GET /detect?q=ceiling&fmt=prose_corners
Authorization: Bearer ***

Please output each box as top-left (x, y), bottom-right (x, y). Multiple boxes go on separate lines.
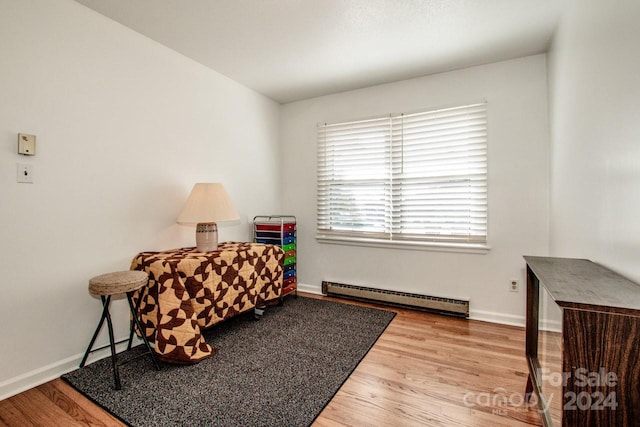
top-left (74, 0), bottom-right (566, 104)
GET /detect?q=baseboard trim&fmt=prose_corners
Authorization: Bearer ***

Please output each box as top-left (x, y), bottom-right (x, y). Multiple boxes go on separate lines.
top-left (469, 310), bottom-right (525, 327)
top-left (296, 282), bottom-right (322, 295)
top-left (303, 282), bottom-right (527, 327)
top-left (539, 319), bottom-right (562, 333)
top-left (0, 338), bottom-right (137, 401)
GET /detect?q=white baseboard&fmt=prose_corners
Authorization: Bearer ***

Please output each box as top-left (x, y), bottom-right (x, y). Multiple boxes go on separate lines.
top-left (302, 282), bottom-right (528, 328)
top-left (540, 319), bottom-right (562, 333)
top-left (0, 338), bottom-right (137, 401)
top-left (469, 309), bottom-right (526, 327)
top-left (296, 282), bottom-right (322, 295)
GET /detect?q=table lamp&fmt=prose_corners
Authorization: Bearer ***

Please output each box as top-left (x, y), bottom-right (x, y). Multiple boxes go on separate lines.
top-left (177, 183), bottom-right (239, 252)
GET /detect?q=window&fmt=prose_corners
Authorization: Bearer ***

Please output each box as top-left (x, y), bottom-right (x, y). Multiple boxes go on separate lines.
top-left (317, 102), bottom-right (487, 249)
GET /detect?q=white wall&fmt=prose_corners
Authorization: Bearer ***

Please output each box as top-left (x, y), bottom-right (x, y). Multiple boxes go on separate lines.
top-left (548, 0), bottom-right (640, 282)
top-left (0, 0), bottom-right (280, 398)
top-left (280, 55), bottom-right (550, 325)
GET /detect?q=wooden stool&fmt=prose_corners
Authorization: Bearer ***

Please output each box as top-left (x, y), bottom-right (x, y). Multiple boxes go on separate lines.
top-left (79, 270), bottom-right (161, 390)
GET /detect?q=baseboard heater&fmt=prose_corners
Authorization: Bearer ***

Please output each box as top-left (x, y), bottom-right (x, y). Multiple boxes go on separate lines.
top-left (322, 281), bottom-right (469, 318)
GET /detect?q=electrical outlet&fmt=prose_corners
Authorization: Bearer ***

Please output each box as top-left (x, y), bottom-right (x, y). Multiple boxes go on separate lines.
top-left (510, 279), bottom-right (519, 292)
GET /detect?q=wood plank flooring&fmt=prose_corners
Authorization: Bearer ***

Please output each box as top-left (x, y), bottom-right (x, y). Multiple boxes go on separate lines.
top-left (0, 293), bottom-right (542, 426)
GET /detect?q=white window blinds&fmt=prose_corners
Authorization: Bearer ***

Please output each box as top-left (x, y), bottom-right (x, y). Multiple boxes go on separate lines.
top-left (317, 102), bottom-right (487, 246)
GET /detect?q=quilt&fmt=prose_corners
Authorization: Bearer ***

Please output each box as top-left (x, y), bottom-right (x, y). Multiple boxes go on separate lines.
top-left (130, 242), bottom-right (283, 364)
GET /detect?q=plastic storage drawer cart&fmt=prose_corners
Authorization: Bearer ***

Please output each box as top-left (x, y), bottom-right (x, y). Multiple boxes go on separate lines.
top-left (253, 215), bottom-right (297, 298)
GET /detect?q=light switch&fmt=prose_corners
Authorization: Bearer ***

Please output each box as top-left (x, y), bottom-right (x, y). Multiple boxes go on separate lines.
top-left (17, 163), bottom-right (34, 183)
top-left (18, 133), bottom-right (36, 156)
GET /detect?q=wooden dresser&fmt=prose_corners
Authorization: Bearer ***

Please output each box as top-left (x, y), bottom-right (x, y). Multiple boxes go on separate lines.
top-left (524, 256), bottom-right (640, 427)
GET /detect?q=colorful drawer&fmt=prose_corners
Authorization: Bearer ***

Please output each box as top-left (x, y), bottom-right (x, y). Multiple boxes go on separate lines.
top-left (253, 215), bottom-right (297, 298)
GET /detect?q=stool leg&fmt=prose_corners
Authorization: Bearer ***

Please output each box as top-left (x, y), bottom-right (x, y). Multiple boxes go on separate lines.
top-left (127, 286), bottom-right (149, 350)
top-left (127, 289), bottom-right (141, 351)
top-left (127, 293), bottom-right (161, 371)
top-left (102, 296), bottom-right (122, 390)
top-left (80, 295), bottom-right (111, 368)
top-left (127, 320), bottom-right (135, 351)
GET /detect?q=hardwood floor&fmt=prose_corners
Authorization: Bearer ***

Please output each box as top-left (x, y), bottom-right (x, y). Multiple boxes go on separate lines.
top-left (0, 293), bottom-right (542, 426)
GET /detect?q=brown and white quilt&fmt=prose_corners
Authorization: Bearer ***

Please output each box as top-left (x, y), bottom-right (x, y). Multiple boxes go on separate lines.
top-left (130, 242), bottom-right (283, 364)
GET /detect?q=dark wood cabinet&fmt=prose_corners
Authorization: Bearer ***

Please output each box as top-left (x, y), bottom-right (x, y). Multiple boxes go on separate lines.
top-left (524, 256), bottom-right (640, 427)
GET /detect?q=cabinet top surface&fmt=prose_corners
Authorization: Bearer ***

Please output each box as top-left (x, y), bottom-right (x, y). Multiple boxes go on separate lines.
top-left (524, 256), bottom-right (640, 313)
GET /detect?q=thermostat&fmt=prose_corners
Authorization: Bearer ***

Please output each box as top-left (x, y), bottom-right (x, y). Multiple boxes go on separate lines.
top-left (18, 133), bottom-right (36, 156)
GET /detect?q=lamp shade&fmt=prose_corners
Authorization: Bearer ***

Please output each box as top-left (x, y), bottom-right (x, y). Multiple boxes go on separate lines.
top-left (177, 183), bottom-right (239, 225)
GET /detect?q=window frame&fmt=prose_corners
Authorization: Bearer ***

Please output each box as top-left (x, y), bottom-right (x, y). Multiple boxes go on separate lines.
top-left (317, 102), bottom-right (489, 253)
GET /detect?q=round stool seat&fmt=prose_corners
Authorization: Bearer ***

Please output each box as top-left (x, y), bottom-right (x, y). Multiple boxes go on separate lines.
top-left (89, 270), bottom-right (148, 296)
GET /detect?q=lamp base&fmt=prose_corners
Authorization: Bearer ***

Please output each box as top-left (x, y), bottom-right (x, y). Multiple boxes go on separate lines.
top-left (195, 222), bottom-right (218, 252)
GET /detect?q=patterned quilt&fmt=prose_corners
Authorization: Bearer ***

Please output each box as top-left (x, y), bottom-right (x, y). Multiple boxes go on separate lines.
top-left (130, 242), bottom-right (283, 364)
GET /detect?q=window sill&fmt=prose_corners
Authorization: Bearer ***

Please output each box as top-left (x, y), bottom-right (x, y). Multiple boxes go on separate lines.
top-left (316, 235), bottom-right (490, 254)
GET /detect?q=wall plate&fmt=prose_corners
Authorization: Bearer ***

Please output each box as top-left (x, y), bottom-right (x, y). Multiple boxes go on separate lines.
top-left (18, 133), bottom-right (36, 156)
top-left (17, 163), bottom-right (34, 183)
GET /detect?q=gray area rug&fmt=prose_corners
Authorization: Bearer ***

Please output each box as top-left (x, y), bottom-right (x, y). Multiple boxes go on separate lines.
top-left (63, 296), bottom-right (395, 427)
